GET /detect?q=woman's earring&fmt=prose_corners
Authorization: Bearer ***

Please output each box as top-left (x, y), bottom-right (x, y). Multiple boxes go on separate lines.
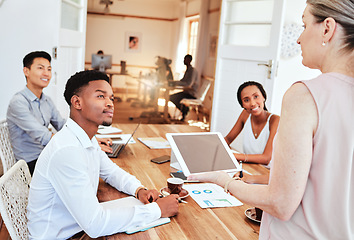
top-left (322, 42), bottom-right (326, 46)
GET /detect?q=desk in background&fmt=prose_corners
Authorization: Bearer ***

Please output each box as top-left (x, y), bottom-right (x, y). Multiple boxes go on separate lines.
top-left (105, 70), bottom-right (130, 86)
top-left (135, 78), bottom-right (185, 123)
top-left (95, 124), bottom-right (268, 239)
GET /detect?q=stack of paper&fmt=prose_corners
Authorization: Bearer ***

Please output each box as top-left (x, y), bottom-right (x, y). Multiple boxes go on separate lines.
top-left (138, 137), bottom-right (170, 149)
top-left (96, 134), bottom-right (136, 144)
top-left (97, 126), bottom-right (122, 134)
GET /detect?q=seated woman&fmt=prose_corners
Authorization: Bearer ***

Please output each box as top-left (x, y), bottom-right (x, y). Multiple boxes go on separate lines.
top-left (225, 81), bottom-right (280, 184)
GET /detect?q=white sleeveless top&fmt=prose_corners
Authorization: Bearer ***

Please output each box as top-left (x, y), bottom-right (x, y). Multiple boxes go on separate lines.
top-left (243, 114), bottom-right (272, 168)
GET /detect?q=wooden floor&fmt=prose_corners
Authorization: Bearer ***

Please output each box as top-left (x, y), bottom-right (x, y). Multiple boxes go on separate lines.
top-left (112, 96), bottom-right (180, 124)
top-left (0, 94), bottom-right (209, 239)
top-left (111, 91), bottom-right (209, 126)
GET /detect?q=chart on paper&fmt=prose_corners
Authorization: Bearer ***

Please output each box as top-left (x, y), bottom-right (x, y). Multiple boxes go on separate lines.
top-left (183, 183), bottom-right (243, 208)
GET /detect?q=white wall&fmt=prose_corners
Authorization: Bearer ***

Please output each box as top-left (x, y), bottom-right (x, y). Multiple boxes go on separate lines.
top-left (85, 0), bottom-right (221, 89)
top-left (85, 15), bottom-right (176, 72)
top-left (186, 0), bottom-right (201, 15)
top-left (88, 0), bottom-right (179, 19)
top-left (85, 0), bottom-right (179, 86)
top-left (0, 0), bottom-right (60, 120)
top-left (203, 1), bottom-right (221, 79)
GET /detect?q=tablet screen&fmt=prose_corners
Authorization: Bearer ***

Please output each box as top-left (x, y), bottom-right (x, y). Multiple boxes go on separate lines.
top-left (167, 132), bottom-right (240, 175)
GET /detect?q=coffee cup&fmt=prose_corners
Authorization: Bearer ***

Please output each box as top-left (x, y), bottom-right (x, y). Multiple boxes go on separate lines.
top-left (167, 177), bottom-right (184, 194)
top-left (255, 207), bottom-right (263, 221)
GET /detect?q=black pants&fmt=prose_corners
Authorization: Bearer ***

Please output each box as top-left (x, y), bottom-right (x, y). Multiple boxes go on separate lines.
top-left (170, 92), bottom-right (196, 119)
top-left (26, 159), bottom-right (37, 176)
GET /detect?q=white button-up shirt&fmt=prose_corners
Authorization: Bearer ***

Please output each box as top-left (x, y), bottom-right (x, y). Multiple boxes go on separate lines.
top-left (27, 118), bottom-right (161, 239)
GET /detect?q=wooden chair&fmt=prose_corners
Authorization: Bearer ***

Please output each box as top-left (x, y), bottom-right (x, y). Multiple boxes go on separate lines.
top-left (0, 160), bottom-right (31, 240)
top-left (180, 79), bottom-right (212, 122)
top-left (0, 120), bottom-right (17, 175)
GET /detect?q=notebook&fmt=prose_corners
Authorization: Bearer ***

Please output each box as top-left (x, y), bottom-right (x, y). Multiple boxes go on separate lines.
top-left (100, 196), bottom-right (170, 234)
top-left (106, 123), bottom-right (140, 158)
top-left (138, 137), bottom-right (171, 149)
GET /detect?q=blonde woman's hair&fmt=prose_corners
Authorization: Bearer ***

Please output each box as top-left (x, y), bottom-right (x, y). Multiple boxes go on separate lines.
top-left (307, 0), bottom-right (354, 52)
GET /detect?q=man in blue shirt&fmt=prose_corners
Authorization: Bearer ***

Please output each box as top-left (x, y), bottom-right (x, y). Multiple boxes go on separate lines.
top-left (7, 51), bottom-right (66, 175)
top-left (6, 51), bottom-right (113, 175)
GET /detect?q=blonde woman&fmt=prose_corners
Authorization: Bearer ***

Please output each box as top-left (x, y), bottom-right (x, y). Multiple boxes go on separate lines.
top-left (189, 0), bottom-right (354, 238)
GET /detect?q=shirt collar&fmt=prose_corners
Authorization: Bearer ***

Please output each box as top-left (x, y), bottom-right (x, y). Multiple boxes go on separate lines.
top-left (23, 86), bottom-right (48, 102)
top-left (65, 118), bottom-right (99, 149)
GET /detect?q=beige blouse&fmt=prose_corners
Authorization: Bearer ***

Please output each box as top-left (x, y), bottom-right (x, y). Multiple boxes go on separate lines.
top-left (259, 73), bottom-right (354, 239)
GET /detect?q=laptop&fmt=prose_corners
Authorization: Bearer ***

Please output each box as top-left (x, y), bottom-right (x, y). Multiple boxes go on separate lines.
top-left (166, 132), bottom-right (241, 177)
top-left (106, 123), bottom-right (140, 158)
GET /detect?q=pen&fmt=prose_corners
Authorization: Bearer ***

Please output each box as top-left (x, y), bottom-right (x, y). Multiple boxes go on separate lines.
top-left (178, 199), bottom-right (188, 204)
top-left (160, 194), bottom-right (187, 203)
top-left (239, 161), bottom-right (243, 178)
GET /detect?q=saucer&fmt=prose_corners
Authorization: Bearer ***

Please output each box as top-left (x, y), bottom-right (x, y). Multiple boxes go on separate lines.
top-left (160, 187), bottom-right (189, 199)
top-left (245, 208), bottom-right (261, 223)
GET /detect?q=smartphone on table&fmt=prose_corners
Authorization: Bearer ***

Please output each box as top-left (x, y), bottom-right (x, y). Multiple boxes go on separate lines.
top-left (170, 171), bottom-right (187, 180)
top-left (150, 155), bottom-right (170, 164)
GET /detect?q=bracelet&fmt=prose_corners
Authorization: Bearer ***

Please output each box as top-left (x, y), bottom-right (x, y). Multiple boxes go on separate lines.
top-left (224, 177), bottom-right (241, 193)
top-left (135, 186), bottom-right (148, 198)
top-left (243, 153), bottom-right (248, 163)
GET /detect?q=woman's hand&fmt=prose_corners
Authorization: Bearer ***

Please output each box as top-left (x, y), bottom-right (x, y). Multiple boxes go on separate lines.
top-left (187, 171), bottom-right (231, 188)
top-left (233, 172), bottom-right (269, 184)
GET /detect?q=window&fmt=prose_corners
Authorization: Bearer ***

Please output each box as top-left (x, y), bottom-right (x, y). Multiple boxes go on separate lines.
top-left (187, 18), bottom-right (199, 59)
top-left (61, 0), bottom-right (84, 31)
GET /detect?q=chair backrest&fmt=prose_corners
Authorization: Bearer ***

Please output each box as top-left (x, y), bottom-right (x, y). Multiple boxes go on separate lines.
top-left (0, 160), bottom-right (31, 240)
top-left (0, 120), bottom-right (17, 174)
top-left (196, 79), bottom-right (212, 102)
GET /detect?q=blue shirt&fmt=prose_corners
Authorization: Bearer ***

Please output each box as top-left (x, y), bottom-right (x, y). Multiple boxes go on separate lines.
top-left (6, 87), bottom-right (66, 162)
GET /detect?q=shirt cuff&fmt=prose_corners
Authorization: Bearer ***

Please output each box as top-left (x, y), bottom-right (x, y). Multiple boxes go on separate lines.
top-left (145, 202), bottom-right (162, 219)
top-left (135, 186), bottom-right (147, 199)
top-left (42, 130), bottom-right (53, 146)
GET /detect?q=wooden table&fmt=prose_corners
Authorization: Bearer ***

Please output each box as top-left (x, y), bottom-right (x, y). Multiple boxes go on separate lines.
top-left (96, 124), bottom-right (268, 239)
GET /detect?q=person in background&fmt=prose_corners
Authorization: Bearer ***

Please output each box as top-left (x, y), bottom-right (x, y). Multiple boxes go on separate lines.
top-left (164, 58), bottom-right (174, 81)
top-left (27, 70), bottom-right (179, 239)
top-left (7, 51), bottom-right (112, 175)
top-left (225, 81), bottom-right (280, 184)
top-left (97, 50), bottom-right (104, 55)
top-left (188, 0), bottom-right (354, 238)
top-left (169, 54), bottom-right (200, 121)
